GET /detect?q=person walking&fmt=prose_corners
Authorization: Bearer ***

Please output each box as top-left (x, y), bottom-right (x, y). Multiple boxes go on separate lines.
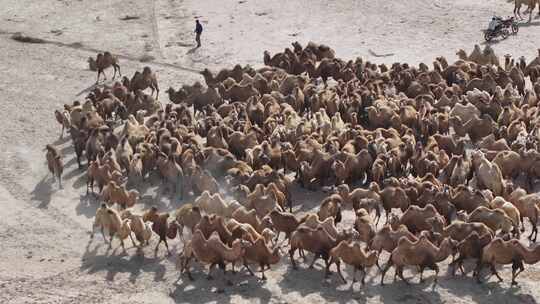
top-left (195, 19), bottom-right (203, 47)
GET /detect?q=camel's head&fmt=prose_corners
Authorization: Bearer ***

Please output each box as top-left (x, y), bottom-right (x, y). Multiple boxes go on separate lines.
top-left (291, 41), bottom-right (302, 52)
top-left (142, 206), bottom-right (159, 222)
top-left (232, 64), bottom-right (243, 73)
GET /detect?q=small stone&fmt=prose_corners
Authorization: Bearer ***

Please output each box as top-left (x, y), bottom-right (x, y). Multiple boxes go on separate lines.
top-left (211, 287), bottom-right (225, 293)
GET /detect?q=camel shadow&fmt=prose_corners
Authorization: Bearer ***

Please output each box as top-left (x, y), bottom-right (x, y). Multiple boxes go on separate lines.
top-left (30, 175), bottom-right (55, 208)
top-left (76, 193), bottom-right (99, 218)
top-left (277, 262), bottom-right (379, 304)
top-left (276, 258), bottom-right (450, 304)
top-left (170, 266), bottom-right (273, 304)
top-left (441, 275), bottom-right (537, 304)
top-left (63, 155), bottom-right (80, 170)
top-left (375, 281), bottom-right (445, 304)
top-left (71, 170), bottom-right (89, 190)
top-left (515, 20), bottom-right (540, 28)
top-left (53, 136), bottom-right (70, 146)
top-left (81, 239), bottom-right (167, 283)
top-left (63, 165), bottom-right (85, 181)
top-left (75, 80), bottom-right (114, 97)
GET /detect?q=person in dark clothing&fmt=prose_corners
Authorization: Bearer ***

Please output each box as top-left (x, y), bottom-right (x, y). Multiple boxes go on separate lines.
top-left (195, 19), bottom-right (203, 47)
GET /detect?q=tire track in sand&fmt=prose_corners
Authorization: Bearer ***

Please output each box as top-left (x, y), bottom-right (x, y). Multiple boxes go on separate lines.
top-left (149, 0), bottom-right (165, 59)
top-left (0, 30), bottom-right (201, 74)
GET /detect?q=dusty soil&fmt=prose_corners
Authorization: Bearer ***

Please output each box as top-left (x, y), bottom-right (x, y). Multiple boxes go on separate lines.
top-left (2, 0), bottom-right (540, 303)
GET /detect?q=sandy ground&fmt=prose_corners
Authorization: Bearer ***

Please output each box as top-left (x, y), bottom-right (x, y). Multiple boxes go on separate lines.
top-left (3, 0), bottom-right (540, 303)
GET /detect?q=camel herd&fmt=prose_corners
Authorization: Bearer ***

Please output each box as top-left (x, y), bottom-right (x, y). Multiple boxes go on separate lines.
top-left (47, 42), bottom-right (540, 288)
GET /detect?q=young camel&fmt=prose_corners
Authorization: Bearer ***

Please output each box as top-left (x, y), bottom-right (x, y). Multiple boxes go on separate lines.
top-left (142, 207), bottom-right (177, 256)
top-left (54, 109), bottom-right (71, 139)
top-left (45, 144), bottom-right (63, 188)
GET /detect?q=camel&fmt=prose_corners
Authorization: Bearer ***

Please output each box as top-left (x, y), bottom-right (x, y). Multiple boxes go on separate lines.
top-left (471, 151), bottom-right (504, 196)
top-left (381, 236), bottom-right (456, 285)
top-left (510, 240), bottom-right (540, 280)
top-left (515, 0), bottom-right (539, 22)
top-left (476, 238), bottom-right (522, 285)
top-left (131, 67), bottom-right (159, 99)
top-left (92, 51), bottom-right (121, 83)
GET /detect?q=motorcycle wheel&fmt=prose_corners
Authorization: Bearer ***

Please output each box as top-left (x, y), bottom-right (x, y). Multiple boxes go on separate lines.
top-left (512, 23), bottom-right (519, 34)
top-left (502, 29), bottom-right (510, 39)
top-left (484, 31), bottom-right (493, 42)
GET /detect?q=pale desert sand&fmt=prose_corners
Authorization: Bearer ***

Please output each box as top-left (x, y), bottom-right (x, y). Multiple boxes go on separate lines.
top-left (2, 0), bottom-right (540, 303)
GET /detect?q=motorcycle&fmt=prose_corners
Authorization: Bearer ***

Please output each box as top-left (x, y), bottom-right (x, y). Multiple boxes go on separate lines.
top-left (484, 16), bottom-right (519, 42)
top-left (504, 16), bottom-right (519, 34)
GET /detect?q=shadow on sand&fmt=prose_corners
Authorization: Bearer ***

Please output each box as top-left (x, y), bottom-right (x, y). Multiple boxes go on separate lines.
top-left (30, 175), bottom-right (55, 208)
top-left (81, 239), bottom-right (168, 283)
top-left (170, 265), bottom-right (273, 304)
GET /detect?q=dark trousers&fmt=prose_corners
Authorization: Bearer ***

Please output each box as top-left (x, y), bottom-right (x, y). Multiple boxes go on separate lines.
top-left (196, 33), bottom-right (201, 47)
